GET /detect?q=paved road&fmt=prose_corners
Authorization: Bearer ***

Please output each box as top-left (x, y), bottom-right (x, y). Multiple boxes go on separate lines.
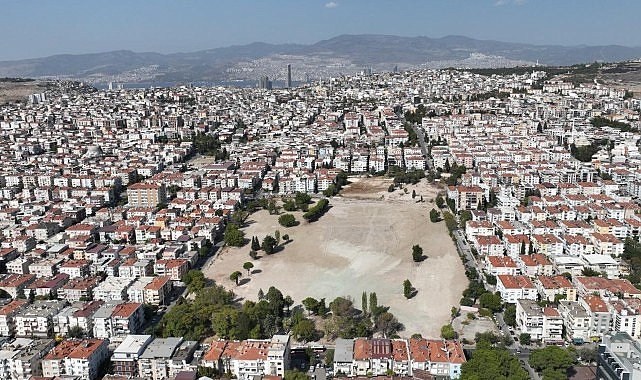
top-left (411, 123), bottom-right (433, 171)
top-left (312, 367), bottom-right (326, 380)
top-left (453, 229), bottom-right (477, 269)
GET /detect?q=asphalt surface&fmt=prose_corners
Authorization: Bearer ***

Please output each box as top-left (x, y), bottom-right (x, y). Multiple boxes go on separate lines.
top-left (452, 228), bottom-right (541, 379)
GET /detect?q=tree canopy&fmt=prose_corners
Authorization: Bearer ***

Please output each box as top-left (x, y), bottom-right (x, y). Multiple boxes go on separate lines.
top-left (412, 244), bottom-right (424, 262)
top-left (460, 344), bottom-right (529, 380)
top-left (278, 214), bottom-right (298, 227)
top-left (528, 346), bottom-right (575, 374)
top-left (303, 199), bottom-right (330, 222)
top-left (224, 223), bottom-right (245, 247)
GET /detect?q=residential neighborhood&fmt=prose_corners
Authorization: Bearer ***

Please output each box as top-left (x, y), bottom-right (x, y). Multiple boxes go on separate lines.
top-left (0, 63), bottom-right (640, 379)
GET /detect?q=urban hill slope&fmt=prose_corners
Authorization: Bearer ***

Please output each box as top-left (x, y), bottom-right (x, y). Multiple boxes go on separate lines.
top-left (1, 34), bottom-right (641, 83)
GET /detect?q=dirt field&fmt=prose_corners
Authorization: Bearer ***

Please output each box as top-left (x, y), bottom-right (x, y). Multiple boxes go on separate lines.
top-left (0, 80), bottom-right (47, 104)
top-left (203, 177), bottom-right (466, 338)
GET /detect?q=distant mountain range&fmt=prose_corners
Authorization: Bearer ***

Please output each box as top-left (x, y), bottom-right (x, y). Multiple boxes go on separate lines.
top-left (1, 34), bottom-right (640, 85)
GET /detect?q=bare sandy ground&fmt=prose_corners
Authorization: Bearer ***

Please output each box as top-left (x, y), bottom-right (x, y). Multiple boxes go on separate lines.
top-left (203, 177), bottom-right (466, 339)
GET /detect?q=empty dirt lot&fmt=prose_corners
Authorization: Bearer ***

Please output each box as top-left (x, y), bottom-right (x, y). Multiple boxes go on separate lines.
top-left (203, 177), bottom-right (466, 338)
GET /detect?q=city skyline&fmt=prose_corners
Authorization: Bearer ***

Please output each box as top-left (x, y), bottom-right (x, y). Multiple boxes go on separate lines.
top-left (1, 0), bottom-right (641, 61)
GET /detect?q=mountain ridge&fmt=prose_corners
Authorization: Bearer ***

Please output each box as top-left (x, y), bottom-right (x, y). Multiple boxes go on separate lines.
top-left (1, 34), bottom-right (640, 84)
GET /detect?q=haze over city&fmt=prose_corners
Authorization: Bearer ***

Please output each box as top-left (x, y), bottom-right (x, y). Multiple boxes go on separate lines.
top-left (2, 0), bottom-right (641, 61)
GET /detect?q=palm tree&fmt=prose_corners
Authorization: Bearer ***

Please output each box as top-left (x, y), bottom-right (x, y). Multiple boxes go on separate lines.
top-left (229, 271), bottom-right (242, 285)
top-left (243, 261), bottom-right (254, 276)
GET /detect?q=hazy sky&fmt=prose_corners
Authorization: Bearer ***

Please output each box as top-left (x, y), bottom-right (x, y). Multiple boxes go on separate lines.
top-left (2, 0), bottom-right (640, 61)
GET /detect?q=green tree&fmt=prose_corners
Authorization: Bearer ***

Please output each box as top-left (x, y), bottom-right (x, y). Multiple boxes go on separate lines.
top-left (295, 192), bottom-right (312, 206)
top-left (283, 200), bottom-right (298, 211)
top-left (282, 234), bottom-right (290, 242)
top-left (67, 326), bottom-right (86, 338)
top-left (504, 304), bottom-right (517, 327)
top-left (519, 333), bottom-right (531, 345)
top-left (577, 345), bottom-right (597, 363)
top-left (267, 199), bottom-right (277, 215)
top-left (435, 194), bottom-right (445, 208)
top-left (403, 279), bottom-right (414, 299)
top-left (284, 370), bottom-right (310, 380)
top-left (251, 236), bottom-right (261, 251)
top-left (479, 292), bottom-right (503, 312)
top-left (302, 297), bottom-right (320, 315)
top-left (291, 318), bottom-right (317, 342)
top-left (262, 235), bottom-right (277, 254)
top-left (323, 184), bottom-right (337, 197)
top-left (325, 349), bottom-right (334, 366)
top-left (412, 244), bottom-right (424, 262)
top-left (581, 267), bottom-right (601, 277)
top-left (243, 262), bottom-right (254, 276)
top-left (429, 208), bottom-right (440, 222)
top-left (329, 296), bottom-right (354, 317)
top-left (440, 324), bottom-right (458, 340)
top-left (284, 295), bottom-right (294, 313)
top-left (460, 345), bottom-right (529, 380)
top-left (375, 311), bottom-right (402, 338)
top-left (198, 366), bottom-right (219, 378)
top-left (369, 292), bottom-right (378, 316)
top-left (459, 210), bottom-right (472, 228)
top-left (278, 214), bottom-right (298, 227)
top-left (541, 368), bottom-right (568, 380)
top-left (224, 223), bottom-right (245, 247)
top-left (303, 199), bottom-right (330, 222)
top-left (229, 271), bottom-right (242, 285)
top-left (183, 269), bottom-right (206, 293)
top-left (361, 292), bottom-right (368, 314)
top-left (528, 346), bottom-right (575, 373)
top-left (231, 210), bottom-right (250, 226)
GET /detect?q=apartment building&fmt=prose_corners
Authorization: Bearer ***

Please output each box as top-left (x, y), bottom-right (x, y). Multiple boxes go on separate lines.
top-left (15, 300), bottom-right (67, 338)
top-left (496, 274), bottom-right (537, 304)
top-left (112, 334), bottom-right (153, 377)
top-left (515, 299), bottom-right (563, 344)
top-left (597, 332), bottom-right (641, 380)
top-left (127, 182), bottom-right (167, 207)
top-left (41, 338), bottom-right (109, 380)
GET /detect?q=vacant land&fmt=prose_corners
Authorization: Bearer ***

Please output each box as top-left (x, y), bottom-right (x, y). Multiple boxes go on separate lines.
top-left (203, 177), bottom-right (466, 338)
top-left (0, 79), bottom-right (47, 104)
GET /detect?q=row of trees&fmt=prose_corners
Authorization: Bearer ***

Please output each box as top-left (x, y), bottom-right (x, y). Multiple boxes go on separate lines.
top-left (389, 166), bottom-right (426, 185)
top-left (303, 199), bottom-right (330, 222)
top-left (622, 237), bottom-right (641, 286)
top-left (460, 333), bottom-right (529, 379)
top-left (302, 292), bottom-right (404, 339)
top-left (156, 284), bottom-right (301, 342)
top-left (443, 161), bottom-right (466, 186)
top-left (591, 116), bottom-right (637, 132)
top-left (283, 192), bottom-right (312, 212)
top-left (250, 232), bottom-right (287, 256)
